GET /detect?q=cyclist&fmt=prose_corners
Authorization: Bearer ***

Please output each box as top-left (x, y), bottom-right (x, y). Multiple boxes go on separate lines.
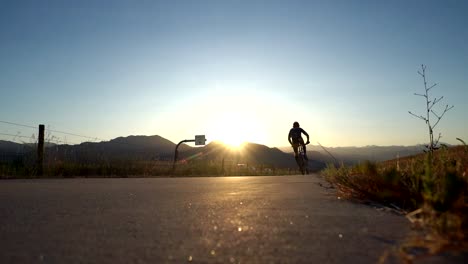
top-left (288, 121), bottom-right (310, 160)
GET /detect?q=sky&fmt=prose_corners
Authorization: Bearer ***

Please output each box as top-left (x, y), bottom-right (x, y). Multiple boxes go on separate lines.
top-left (1, 0), bottom-right (467, 147)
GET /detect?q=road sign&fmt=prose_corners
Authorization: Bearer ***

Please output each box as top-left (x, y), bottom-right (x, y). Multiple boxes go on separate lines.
top-left (195, 135), bottom-right (206, 146)
top-left (173, 135), bottom-right (207, 173)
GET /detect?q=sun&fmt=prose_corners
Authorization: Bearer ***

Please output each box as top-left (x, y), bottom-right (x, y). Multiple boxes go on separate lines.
top-left (208, 112), bottom-right (263, 150)
top-left (220, 132), bottom-right (247, 150)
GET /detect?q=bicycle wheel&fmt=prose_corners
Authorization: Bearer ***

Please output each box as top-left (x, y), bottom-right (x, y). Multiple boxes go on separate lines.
top-left (295, 156), bottom-right (305, 174)
top-left (296, 145), bottom-right (305, 174)
top-left (303, 156), bottom-right (309, 174)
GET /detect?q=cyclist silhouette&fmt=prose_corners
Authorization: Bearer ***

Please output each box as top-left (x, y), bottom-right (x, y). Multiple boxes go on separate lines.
top-left (288, 121), bottom-right (310, 160)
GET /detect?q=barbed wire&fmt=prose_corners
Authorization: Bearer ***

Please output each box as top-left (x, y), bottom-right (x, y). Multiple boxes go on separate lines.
top-left (0, 132), bottom-right (36, 140)
top-left (46, 128), bottom-right (104, 142)
top-left (0, 119), bottom-right (105, 142)
top-left (43, 136), bottom-right (80, 145)
top-left (0, 132), bottom-right (83, 147)
top-left (0, 120), bottom-right (37, 129)
top-left (0, 132), bottom-right (37, 146)
top-left (0, 120), bottom-right (167, 148)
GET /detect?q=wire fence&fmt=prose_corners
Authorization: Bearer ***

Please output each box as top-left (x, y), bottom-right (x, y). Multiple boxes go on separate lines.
top-left (0, 120), bottom-right (104, 145)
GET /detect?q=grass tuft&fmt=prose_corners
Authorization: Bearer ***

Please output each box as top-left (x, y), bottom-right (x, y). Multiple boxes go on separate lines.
top-left (322, 145), bottom-right (468, 257)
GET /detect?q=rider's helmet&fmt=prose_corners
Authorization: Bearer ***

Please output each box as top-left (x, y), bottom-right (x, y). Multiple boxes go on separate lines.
top-left (293, 121), bottom-right (299, 128)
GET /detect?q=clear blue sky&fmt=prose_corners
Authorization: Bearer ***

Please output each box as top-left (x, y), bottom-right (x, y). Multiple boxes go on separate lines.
top-left (1, 0), bottom-right (467, 147)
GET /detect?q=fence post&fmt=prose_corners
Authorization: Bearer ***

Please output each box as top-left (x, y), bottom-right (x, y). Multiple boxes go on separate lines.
top-left (221, 158), bottom-right (225, 176)
top-left (37, 124), bottom-right (45, 176)
top-left (171, 136), bottom-right (206, 175)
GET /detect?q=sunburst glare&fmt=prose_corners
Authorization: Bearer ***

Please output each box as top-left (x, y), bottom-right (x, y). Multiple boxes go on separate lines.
top-left (208, 111), bottom-right (263, 150)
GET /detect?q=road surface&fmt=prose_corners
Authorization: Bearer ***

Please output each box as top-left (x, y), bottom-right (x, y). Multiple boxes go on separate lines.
top-left (0, 175), bottom-right (461, 263)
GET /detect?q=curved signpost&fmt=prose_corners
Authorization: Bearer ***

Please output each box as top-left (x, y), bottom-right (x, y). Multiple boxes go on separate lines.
top-left (172, 135), bottom-right (206, 173)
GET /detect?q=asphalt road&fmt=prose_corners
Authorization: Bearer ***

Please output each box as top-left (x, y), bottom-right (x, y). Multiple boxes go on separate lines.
top-left (0, 175), bottom-right (460, 263)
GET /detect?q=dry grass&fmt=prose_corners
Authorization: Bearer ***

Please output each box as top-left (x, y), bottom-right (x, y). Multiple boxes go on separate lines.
top-left (0, 158), bottom-right (296, 178)
top-left (322, 145), bottom-right (468, 258)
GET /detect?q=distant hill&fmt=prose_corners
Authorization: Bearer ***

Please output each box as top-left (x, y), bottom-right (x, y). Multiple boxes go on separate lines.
top-left (381, 145), bottom-right (466, 166)
top-left (43, 135), bottom-right (191, 162)
top-left (180, 141), bottom-right (325, 171)
top-left (0, 140), bottom-right (26, 152)
top-left (2, 135), bottom-right (440, 170)
top-left (0, 136), bottom-right (326, 171)
top-left (0, 140), bottom-right (34, 162)
top-left (279, 145), bottom-right (427, 165)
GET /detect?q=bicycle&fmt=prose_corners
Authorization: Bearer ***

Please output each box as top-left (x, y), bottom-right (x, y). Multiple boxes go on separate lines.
top-left (295, 142), bottom-right (309, 175)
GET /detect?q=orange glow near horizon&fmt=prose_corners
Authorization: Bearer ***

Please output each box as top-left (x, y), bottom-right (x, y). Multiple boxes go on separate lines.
top-left (214, 129), bottom-right (248, 151)
top-left (208, 111), bottom-right (264, 150)
top-left (223, 140), bottom-right (247, 150)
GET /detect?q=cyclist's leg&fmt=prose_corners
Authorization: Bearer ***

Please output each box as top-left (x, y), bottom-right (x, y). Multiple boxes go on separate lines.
top-left (293, 144), bottom-right (304, 173)
top-left (292, 144), bottom-right (299, 158)
top-left (303, 143), bottom-right (309, 160)
top-left (299, 139), bottom-right (308, 160)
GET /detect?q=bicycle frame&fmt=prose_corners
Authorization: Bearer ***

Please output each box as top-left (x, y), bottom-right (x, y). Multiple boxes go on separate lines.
top-left (295, 143), bottom-right (309, 175)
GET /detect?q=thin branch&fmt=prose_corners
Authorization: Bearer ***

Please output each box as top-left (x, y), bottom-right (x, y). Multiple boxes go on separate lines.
top-left (409, 111), bottom-right (428, 122)
top-left (431, 105), bottom-right (454, 129)
top-left (456, 138), bottom-right (466, 145)
top-left (317, 141), bottom-right (339, 165)
top-left (433, 133), bottom-right (442, 147)
top-left (427, 83), bottom-right (437, 91)
top-left (431, 116), bottom-right (442, 130)
top-left (431, 110), bottom-right (442, 120)
top-left (414, 93), bottom-right (427, 97)
top-left (429, 96), bottom-right (444, 110)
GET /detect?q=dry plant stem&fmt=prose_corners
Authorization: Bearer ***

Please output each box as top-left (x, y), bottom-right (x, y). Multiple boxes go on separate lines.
top-left (408, 64), bottom-right (454, 153)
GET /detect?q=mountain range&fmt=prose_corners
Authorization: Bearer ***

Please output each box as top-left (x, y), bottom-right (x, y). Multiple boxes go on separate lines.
top-left (279, 144), bottom-right (428, 165)
top-left (0, 135), bottom-right (431, 170)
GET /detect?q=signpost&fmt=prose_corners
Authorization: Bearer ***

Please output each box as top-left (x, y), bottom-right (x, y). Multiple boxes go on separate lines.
top-left (172, 135), bottom-right (206, 173)
top-left (37, 124), bottom-right (45, 176)
top-left (195, 135), bottom-right (206, 146)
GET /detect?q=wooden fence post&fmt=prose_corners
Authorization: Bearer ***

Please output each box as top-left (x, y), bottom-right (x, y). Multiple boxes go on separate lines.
top-left (37, 124), bottom-right (45, 176)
